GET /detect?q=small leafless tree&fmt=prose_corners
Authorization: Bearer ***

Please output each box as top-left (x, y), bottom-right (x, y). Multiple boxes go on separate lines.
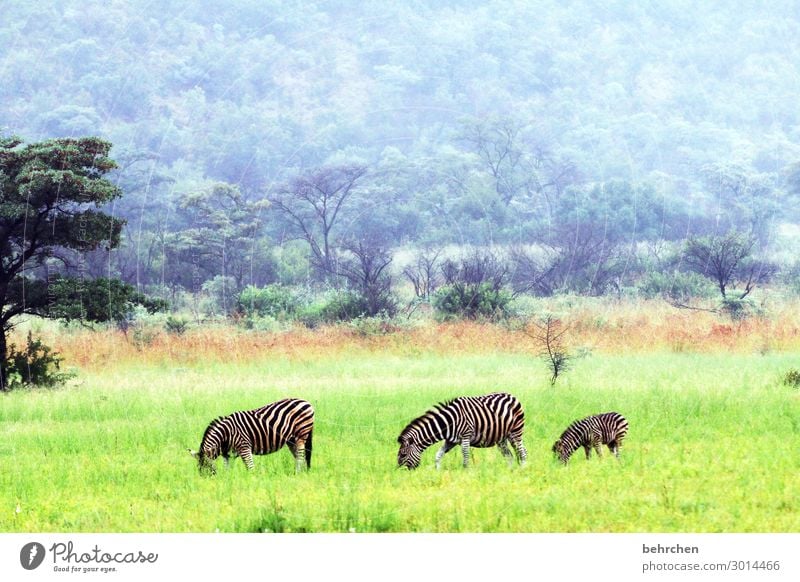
top-left (440, 248), bottom-right (508, 290)
top-left (402, 247), bottom-right (442, 301)
top-left (509, 222), bottom-right (624, 297)
top-left (508, 246), bottom-right (558, 296)
top-left (524, 315), bottom-right (572, 385)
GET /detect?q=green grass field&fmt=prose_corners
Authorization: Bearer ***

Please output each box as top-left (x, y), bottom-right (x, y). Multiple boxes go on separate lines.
top-left (1, 351), bottom-right (798, 532)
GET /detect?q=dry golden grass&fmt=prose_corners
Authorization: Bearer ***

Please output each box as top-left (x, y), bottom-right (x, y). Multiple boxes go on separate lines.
top-left (14, 298), bottom-right (800, 372)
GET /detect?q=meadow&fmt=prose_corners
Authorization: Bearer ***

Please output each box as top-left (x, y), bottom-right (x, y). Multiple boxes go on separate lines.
top-left (1, 302), bottom-right (799, 532)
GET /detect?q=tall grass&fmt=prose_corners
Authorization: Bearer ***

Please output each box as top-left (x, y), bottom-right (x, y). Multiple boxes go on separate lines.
top-left (10, 298), bottom-right (800, 374)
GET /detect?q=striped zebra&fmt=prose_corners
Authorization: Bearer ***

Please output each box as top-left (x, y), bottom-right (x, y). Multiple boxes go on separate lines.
top-left (551, 411), bottom-right (628, 464)
top-left (189, 398), bottom-right (314, 475)
top-left (397, 392), bottom-right (527, 470)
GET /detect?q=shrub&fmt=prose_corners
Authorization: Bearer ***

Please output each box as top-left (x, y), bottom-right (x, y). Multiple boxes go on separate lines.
top-left (296, 291), bottom-right (387, 327)
top-left (318, 292), bottom-right (372, 322)
top-left (5, 332), bottom-right (73, 389)
top-left (237, 285), bottom-right (301, 319)
top-left (782, 369), bottom-right (800, 388)
top-left (720, 297), bottom-right (760, 321)
top-left (433, 282), bottom-right (512, 320)
top-left (347, 314), bottom-right (402, 337)
top-left (164, 316), bottom-right (189, 335)
top-left (637, 271), bottom-right (716, 302)
top-left (131, 326), bottom-right (159, 350)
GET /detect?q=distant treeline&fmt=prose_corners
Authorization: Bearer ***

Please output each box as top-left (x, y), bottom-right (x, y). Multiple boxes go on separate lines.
top-left (3, 0), bottom-right (800, 311)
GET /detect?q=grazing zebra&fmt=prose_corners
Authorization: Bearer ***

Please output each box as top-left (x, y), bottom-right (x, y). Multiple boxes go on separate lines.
top-left (397, 392), bottom-right (527, 470)
top-left (552, 411), bottom-right (628, 464)
top-left (189, 398), bottom-right (314, 475)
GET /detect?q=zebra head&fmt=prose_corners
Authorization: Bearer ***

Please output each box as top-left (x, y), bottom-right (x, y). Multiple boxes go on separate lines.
top-left (188, 448), bottom-right (217, 475)
top-left (197, 450), bottom-right (217, 476)
top-left (551, 439), bottom-right (570, 464)
top-left (397, 435), bottom-right (423, 470)
top-left (194, 417), bottom-right (228, 476)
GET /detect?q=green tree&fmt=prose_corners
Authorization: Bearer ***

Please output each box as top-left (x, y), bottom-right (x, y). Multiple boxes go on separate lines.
top-left (165, 183), bottom-right (274, 298)
top-left (1, 136), bottom-right (125, 389)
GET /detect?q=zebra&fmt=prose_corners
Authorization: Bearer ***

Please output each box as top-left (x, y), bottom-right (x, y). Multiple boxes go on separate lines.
top-left (397, 392), bottom-right (527, 470)
top-left (189, 398), bottom-right (314, 475)
top-left (551, 411), bottom-right (628, 464)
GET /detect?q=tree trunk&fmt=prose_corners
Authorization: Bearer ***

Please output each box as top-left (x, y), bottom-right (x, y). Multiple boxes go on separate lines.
top-left (0, 326), bottom-right (8, 392)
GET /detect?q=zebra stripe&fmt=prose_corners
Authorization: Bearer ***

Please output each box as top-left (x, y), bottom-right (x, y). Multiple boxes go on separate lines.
top-left (194, 398), bottom-right (314, 475)
top-left (552, 411), bottom-right (628, 464)
top-left (397, 392), bottom-right (527, 469)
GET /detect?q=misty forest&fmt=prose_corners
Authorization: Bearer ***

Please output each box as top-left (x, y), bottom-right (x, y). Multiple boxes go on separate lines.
top-left (4, 0), bottom-right (800, 335)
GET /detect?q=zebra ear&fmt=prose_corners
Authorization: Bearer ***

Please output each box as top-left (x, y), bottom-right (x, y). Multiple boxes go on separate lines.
top-left (187, 449), bottom-right (199, 459)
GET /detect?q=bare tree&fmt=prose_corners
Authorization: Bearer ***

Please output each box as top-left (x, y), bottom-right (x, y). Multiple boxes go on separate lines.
top-left (441, 248), bottom-right (508, 290)
top-left (510, 222), bottom-right (624, 296)
top-left (508, 246), bottom-right (558, 296)
top-left (270, 164), bottom-right (368, 278)
top-left (402, 247), bottom-right (442, 301)
top-left (682, 232), bottom-right (776, 300)
top-left (523, 315), bottom-right (572, 385)
top-left (461, 118), bottom-right (535, 206)
top-left (336, 237), bottom-right (395, 316)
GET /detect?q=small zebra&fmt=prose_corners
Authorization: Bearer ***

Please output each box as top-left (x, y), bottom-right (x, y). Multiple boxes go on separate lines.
top-left (552, 411), bottom-right (628, 464)
top-left (397, 392), bottom-right (527, 470)
top-left (189, 398), bottom-right (314, 475)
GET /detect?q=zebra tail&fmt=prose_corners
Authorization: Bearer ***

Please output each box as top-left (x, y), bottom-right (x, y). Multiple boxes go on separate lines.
top-left (305, 429), bottom-right (313, 469)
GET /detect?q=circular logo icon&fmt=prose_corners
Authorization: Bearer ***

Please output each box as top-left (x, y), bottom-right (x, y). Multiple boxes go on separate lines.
top-left (20, 542), bottom-right (46, 570)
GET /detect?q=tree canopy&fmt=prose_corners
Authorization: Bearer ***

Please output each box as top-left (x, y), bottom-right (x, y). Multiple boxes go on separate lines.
top-left (0, 136), bottom-right (143, 389)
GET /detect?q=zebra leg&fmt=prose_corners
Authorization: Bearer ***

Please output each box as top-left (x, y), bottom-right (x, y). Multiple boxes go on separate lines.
top-left (460, 438), bottom-right (471, 468)
top-left (239, 447), bottom-right (255, 470)
top-left (583, 444), bottom-right (592, 460)
top-left (497, 440), bottom-right (514, 466)
top-left (435, 441), bottom-right (456, 469)
top-left (509, 433), bottom-right (527, 466)
top-left (294, 438), bottom-right (308, 473)
top-left (287, 443), bottom-right (301, 472)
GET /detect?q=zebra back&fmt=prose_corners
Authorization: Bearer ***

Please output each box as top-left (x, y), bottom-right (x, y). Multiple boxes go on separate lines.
top-left (399, 392), bottom-right (525, 448)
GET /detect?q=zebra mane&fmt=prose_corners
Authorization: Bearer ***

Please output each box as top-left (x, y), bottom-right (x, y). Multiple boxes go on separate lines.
top-left (200, 416), bottom-right (229, 448)
top-left (398, 399), bottom-right (455, 442)
top-left (559, 416), bottom-right (588, 439)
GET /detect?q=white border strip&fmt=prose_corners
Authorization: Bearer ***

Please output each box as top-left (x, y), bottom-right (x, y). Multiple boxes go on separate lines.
top-left (1, 533), bottom-right (797, 582)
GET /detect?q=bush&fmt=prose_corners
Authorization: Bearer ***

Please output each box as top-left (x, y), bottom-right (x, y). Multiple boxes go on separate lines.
top-left (347, 314), bottom-right (402, 337)
top-left (5, 332), bottom-right (73, 389)
top-left (720, 297), bottom-right (760, 321)
top-left (318, 292), bottom-right (372, 322)
top-left (164, 316), bottom-right (189, 335)
top-left (237, 285), bottom-right (301, 319)
top-left (296, 291), bottom-right (385, 327)
top-left (782, 369), bottom-right (800, 388)
top-left (433, 282), bottom-right (512, 320)
top-left (131, 326), bottom-right (159, 350)
top-left (637, 271), bottom-right (716, 302)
